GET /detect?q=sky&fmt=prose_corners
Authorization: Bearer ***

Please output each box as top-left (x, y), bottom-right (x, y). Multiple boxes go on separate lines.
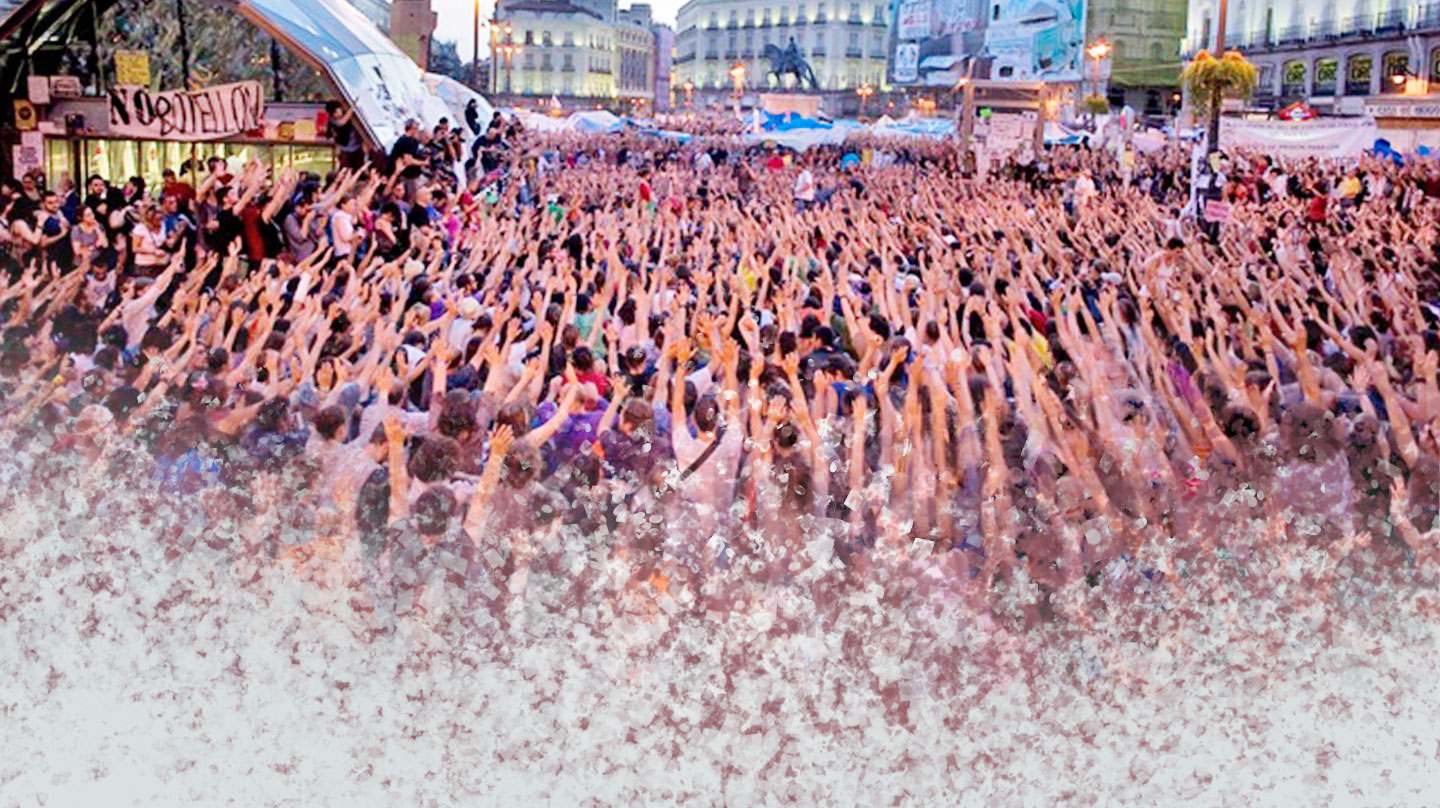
top-left (434, 0), bottom-right (687, 62)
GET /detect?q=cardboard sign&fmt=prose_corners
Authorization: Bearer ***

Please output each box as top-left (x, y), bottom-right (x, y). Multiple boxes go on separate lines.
top-left (49, 75), bottom-right (84, 98)
top-left (114, 50), bottom-right (151, 86)
top-left (12, 141), bottom-right (43, 180)
top-left (1203, 199), bottom-right (1232, 224)
top-left (26, 76), bottom-right (50, 105)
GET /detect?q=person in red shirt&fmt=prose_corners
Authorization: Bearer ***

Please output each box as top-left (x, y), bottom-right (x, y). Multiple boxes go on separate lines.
top-left (1306, 181), bottom-right (1329, 224)
top-left (571, 344), bottom-right (610, 401)
top-left (766, 152), bottom-right (785, 172)
top-left (162, 169), bottom-right (196, 204)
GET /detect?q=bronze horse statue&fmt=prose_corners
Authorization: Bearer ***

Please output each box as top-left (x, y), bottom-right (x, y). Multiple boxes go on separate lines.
top-left (763, 38), bottom-right (819, 90)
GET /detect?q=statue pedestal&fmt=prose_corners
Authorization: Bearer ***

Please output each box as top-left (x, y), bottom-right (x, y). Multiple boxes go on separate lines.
top-left (759, 93), bottom-right (823, 118)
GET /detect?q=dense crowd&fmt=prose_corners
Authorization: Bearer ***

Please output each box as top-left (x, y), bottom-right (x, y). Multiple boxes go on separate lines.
top-left (2, 113), bottom-right (1438, 642)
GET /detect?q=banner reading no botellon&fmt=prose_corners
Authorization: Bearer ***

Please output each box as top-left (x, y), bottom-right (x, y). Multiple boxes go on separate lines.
top-left (108, 81), bottom-right (265, 142)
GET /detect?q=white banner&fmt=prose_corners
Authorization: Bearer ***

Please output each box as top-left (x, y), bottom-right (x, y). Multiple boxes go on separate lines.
top-left (1219, 117), bottom-right (1378, 160)
top-left (896, 0), bottom-right (931, 40)
top-left (108, 81), bottom-right (264, 142)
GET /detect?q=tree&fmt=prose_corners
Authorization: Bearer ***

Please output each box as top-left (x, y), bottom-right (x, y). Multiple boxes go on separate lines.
top-left (1182, 50), bottom-right (1259, 158)
top-left (430, 39), bottom-right (466, 83)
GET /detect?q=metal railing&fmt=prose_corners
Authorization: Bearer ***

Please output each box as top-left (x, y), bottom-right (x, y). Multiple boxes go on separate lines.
top-left (1198, 5), bottom-right (1440, 55)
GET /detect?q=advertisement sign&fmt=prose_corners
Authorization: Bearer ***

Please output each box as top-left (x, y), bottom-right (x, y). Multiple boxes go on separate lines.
top-left (108, 80), bottom-right (264, 141)
top-left (888, 0), bottom-right (1088, 86)
top-left (1219, 117), bottom-right (1378, 160)
top-left (893, 43), bottom-right (920, 83)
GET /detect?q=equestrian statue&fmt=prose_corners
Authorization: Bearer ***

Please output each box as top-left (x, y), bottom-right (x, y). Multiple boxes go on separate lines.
top-left (763, 38), bottom-right (819, 90)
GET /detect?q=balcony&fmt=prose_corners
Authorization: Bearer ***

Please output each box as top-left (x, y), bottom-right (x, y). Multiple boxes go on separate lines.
top-left (795, 16), bottom-right (808, 25)
top-left (1312, 79), bottom-right (1337, 95)
top-left (812, 47), bottom-right (826, 57)
top-left (724, 49), bottom-right (738, 59)
top-left (845, 47), bottom-right (863, 57)
top-left (1198, 5), bottom-right (1440, 55)
top-left (847, 15), bottom-right (863, 25)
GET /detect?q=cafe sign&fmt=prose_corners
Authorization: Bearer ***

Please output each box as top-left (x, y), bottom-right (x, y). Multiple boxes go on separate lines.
top-left (1363, 99), bottom-right (1440, 119)
top-left (108, 80), bottom-right (264, 141)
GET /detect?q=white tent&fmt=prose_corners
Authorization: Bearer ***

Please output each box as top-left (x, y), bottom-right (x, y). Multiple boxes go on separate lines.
top-left (565, 110), bottom-right (623, 133)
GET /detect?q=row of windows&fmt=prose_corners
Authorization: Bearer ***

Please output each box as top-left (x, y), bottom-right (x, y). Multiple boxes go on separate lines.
top-left (520, 52), bottom-right (619, 73)
top-left (685, 70), bottom-right (886, 90)
top-left (1272, 48), bottom-right (1440, 95)
top-left (699, 2), bottom-right (887, 28)
top-left (519, 76), bottom-right (616, 96)
top-left (516, 30), bottom-right (610, 50)
top-left (687, 29), bottom-right (885, 56)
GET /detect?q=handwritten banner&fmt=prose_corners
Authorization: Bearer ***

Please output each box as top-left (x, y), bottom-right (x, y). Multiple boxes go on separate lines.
top-left (108, 81), bottom-right (264, 142)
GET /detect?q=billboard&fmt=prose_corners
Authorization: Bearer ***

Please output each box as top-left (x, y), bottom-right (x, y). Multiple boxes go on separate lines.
top-left (888, 0), bottom-right (1089, 87)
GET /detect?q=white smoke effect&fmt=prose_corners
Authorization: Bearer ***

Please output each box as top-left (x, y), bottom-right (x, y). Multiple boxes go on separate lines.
top-left (4, 475), bottom-right (1440, 806)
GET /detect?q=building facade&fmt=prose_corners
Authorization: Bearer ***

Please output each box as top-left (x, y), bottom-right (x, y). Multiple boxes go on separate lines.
top-left (616, 4), bottom-right (656, 104)
top-left (653, 23), bottom-right (676, 111)
top-left (493, 0), bottom-right (662, 106)
top-left (674, 0), bottom-right (892, 101)
top-left (1095, 0), bottom-right (1189, 116)
top-left (345, 0), bottom-right (392, 32)
top-left (1183, 0), bottom-right (1440, 115)
top-left (390, 0), bottom-right (437, 69)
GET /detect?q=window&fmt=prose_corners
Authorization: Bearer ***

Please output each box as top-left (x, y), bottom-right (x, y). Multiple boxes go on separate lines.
top-left (1149, 42), bottom-right (1161, 61)
top-left (1433, 47), bottom-right (1440, 83)
top-left (1200, 14), bottom-right (1211, 49)
top-left (1345, 54), bottom-right (1371, 95)
top-left (780, 6), bottom-right (789, 23)
top-left (709, 12), bottom-right (719, 27)
top-left (541, 31), bottom-right (552, 46)
top-left (729, 10), bottom-right (738, 26)
top-left (563, 32), bottom-right (574, 46)
top-left (1281, 59), bottom-right (1306, 96)
top-left (850, 2), bottom-right (860, 21)
top-left (763, 9), bottom-right (771, 25)
top-left (797, 4), bottom-right (807, 22)
top-left (874, 3), bottom-right (885, 23)
top-left (524, 30), bottom-right (534, 45)
top-left (816, 3), bottom-right (827, 21)
top-left (1314, 57), bottom-right (1338, 93)
top-left (746, 9), bottom-right (755, 25)
top-left (1382, 50), bottom-right (1409, 93)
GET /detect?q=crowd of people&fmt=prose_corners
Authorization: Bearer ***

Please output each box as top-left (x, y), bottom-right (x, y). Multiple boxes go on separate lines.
top-left (2, 113), bottom-right (1438, 644)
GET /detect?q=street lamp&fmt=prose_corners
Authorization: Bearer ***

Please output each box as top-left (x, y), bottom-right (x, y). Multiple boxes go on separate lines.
top-left (682, 79), bottom-right (695, 112)
top-left (856, 83), bottom-right (874, 120)
top-left (1086, 40), bottom-right (1112, 103)
top-left (472, 0), bottom-right (481, 90)
top-left (498, 41), bottom-right (522, 96)
top-left (729, 63), bottom-right (746, 117)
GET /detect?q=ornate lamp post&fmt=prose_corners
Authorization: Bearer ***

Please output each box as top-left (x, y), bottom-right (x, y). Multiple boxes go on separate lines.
top-left (729, 63), bottom-right (746, 117)
top-left (1086, 40), bottom-right (1112, 112)
top-left (856, 83), bottom-right (874, 120)
top-left (682, 79), bottom-right (694, 112)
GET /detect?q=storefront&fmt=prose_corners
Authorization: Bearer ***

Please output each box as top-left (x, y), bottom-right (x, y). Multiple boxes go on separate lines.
top-left (1364, 94), bottom-right (1440, 153)
top-left (2, 0), bottom-right (460, 186)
